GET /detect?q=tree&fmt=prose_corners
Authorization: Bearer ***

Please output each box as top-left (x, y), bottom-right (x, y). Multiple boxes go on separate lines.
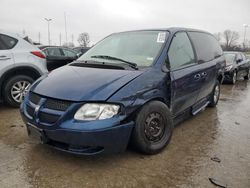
top-left (78, 32), bottom-right (90, 47)
top-left (223, 30), bottom-right (239, 50)
top-left (213, 32), bottom-right (222, 43)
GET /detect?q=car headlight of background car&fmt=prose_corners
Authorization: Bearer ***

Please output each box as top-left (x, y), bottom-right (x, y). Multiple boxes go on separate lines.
top-left (74, 103), bottom-right (120, 121)
top-left (225, 65), bottom-right (233, 71)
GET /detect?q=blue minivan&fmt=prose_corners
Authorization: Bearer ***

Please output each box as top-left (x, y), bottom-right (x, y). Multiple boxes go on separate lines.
top-left (20, 28), bottom-right (225, 155)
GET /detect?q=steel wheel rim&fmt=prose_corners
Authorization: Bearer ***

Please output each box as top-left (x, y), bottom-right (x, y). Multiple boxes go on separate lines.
top-left (144, 112), bottom-right (165, 142)
top-left (11, 81), bottom-right (31, 103)
top-left (214, 85), bottom-right (220, 103)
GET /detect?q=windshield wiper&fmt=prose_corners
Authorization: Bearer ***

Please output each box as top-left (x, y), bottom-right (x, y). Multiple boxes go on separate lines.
top-left (91, 55), bottom-right (138, 70)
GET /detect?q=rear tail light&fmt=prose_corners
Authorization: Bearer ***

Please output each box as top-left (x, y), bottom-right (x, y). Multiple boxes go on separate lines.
top-left (31, 51), bottom-right (46, 59)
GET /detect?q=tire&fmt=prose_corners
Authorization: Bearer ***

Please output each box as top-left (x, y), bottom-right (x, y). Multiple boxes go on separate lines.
top-left (3, 75), bottom-right (34, 107)
top-left (230, 71), bottom-right (237, 84)
top-left (244, 69), bottom-right (250, 80)
top-left (131, 101), bottom-right (173, 155)
top-left (208, 80), bottom-right (220, 107)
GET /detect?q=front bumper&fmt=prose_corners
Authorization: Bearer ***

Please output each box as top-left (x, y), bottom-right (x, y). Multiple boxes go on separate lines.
top-left (223, 70), bottom-right (234, 81)
top-left (20, 94), bottom-right (134, 155)
top-left (25, 120), bottom-right (134, 155)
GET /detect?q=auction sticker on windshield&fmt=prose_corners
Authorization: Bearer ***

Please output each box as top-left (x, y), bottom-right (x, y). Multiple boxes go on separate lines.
top-left (157, 32), bottom-right (166, 43)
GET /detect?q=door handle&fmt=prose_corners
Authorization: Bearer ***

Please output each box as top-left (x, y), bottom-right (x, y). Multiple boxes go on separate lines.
top-left (0, 55), bottom-right (11, 60)
top-left (194, 74), bottom-right (201, 80)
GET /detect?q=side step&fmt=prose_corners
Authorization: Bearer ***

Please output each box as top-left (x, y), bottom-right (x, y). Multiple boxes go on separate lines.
top-left (192, 101), bottom-right (210, 115)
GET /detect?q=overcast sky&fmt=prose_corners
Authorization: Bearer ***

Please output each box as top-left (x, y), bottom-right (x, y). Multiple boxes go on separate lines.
top-left (1, 0), bottom-right (250, 46)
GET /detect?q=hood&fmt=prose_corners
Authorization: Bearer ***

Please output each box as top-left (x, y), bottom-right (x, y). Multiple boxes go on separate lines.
top-left (31, 65), bottom-right (143, 101)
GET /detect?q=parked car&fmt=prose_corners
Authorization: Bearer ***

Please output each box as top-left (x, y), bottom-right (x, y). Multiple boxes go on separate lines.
top-left (73, 46), bottom-right (90, 56)
top-left (223, 51), bottom-right (250, 84)
top-left (20, 28), bottom-right (225, 155)
top-left (0, 31), bottom-right (47, 107)
top-left (39, 46), bottom-right (79, 71)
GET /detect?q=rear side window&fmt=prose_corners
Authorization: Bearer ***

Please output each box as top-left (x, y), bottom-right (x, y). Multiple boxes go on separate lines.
top-left (62, 49), bottom-right (77, 57)
top-left (168, 32), bottom-right (195, 70)
top-left (0, 34), bottom-right (18, 50)
top-left (188, 32), bottom-right (223, 63)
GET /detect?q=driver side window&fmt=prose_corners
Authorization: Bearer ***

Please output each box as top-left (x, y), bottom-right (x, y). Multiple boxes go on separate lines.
top-left (168, 32), bottom-right (195, 70)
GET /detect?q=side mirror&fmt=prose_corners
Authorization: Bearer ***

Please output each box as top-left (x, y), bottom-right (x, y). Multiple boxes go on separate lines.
top-left (236, 59), bottom-right (242, 63)
top-left (76, 53), bottom-right (82, 58)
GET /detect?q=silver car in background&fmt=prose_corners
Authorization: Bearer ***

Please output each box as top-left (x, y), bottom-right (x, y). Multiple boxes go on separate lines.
top-left (0, 31), bottom-right (48, 107)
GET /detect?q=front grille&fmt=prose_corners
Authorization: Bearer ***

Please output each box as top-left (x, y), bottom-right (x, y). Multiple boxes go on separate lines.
top-left (39, 112), bottom-right (60, 124)
top-left (26, 105), bottom-right (35, 117)
top-left (44, 99), bottom-right (71, 111)
top-left (29, 92), bottom-right (41, 104)
top-left (25, 93), bottom-right (72, 125)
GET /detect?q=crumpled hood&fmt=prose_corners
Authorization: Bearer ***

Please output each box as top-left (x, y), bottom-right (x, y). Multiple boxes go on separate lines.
top-left (31, 65), bottom-right (143, 101)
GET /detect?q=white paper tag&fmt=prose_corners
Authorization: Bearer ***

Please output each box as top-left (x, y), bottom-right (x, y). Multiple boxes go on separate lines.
top-left (146, 57), bottom-right (153, 61)
top-left (157, 32), bottom-right (166, 43)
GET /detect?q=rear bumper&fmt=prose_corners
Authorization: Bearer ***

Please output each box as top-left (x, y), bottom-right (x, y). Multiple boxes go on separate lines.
top-left (21, 110), bottom-right (134, 155)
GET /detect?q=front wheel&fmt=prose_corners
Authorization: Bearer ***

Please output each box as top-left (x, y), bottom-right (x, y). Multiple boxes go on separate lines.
top-left (131, 101), bottom-right (173, 154)
top-left (3, 75), bottom-right (34, 107)
top-left (208, 81), bottom-right (220, 107)
top-left (244, 69), bottom-right (250, 80)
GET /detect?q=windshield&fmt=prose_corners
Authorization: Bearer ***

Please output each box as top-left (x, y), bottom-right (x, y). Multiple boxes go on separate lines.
top-left (224, 53), bottom-right (236, 65)
top-left (78, 31), bottom-right (168, 67)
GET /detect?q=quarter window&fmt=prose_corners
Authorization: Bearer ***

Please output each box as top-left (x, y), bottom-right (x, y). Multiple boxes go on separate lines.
top-left (0, 34), bottom-right (18, 50)
top-left (168, 32), bottom-right (195, 70)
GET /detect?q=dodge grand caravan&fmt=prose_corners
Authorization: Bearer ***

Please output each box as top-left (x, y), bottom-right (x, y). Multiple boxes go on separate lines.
top-left (20, 28), bottom-right (225, 155)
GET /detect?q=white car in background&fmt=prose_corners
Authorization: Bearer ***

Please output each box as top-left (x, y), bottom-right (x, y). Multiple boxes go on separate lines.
top-left (0, 31), bottom-right (48, 107)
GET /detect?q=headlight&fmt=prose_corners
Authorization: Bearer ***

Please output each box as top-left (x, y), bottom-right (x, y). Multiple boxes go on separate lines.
top-left (74, 103), bottom-right (120, 121)
top-left (225, 65), bottom-right (233, 71)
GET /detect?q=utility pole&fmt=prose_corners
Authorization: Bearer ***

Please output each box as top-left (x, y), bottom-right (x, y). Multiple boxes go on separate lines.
top-left (59, 33), bottom-right (62, 46)
top-left (38, 32), bottom-right (41, 44)
top-left (45, 18), bottom-right (52, 45)
top-left (71, 34), bottom-right (74, 44)
top-left (64, 12), bottom-right (68, 46)
top-left (243, 24), bottom-right (249, 50)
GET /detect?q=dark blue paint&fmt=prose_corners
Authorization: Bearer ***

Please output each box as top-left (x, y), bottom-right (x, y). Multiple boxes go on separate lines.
top-left (20, 28), bottom-right (225, 155)
top-left (32, 66), bottom-right (143, 101)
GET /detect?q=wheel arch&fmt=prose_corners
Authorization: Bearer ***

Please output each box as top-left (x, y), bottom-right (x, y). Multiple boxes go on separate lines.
top-left (126, 96), bottom-right (171, 123)
top-left (0, 66), bottom-right (41, 99)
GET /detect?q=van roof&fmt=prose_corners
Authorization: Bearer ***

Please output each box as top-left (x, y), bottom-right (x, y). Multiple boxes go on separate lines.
top-left (114, 27), bottom-right (211, 35)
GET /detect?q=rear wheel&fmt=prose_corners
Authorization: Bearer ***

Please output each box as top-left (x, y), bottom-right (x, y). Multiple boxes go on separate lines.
top-left (131, 101), bottom-right (173, 154)
top-left (208, 81), bottom-right (220, 107)
top-left (3, 75), bottom-right (34, 107)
